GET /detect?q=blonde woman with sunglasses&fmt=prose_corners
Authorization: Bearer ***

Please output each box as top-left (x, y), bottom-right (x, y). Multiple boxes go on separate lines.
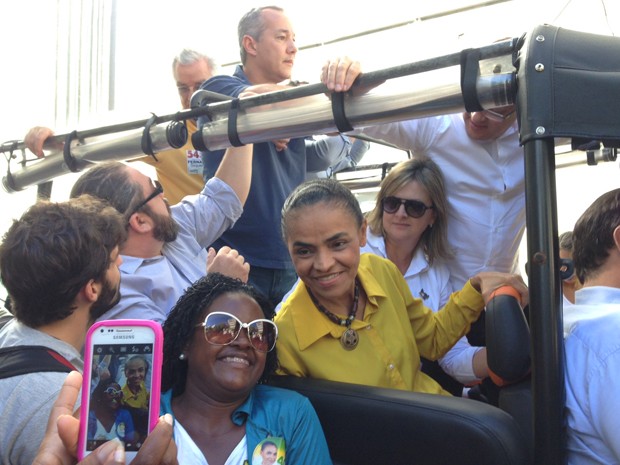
top-left (363, 156), bottom-right (489, 397)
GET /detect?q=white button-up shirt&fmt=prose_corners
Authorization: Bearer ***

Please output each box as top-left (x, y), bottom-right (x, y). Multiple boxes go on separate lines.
top-left (565, 286), bottom-right (620, 464)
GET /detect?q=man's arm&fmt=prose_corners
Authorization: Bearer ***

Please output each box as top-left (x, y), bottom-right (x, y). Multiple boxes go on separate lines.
top-left (305, 135), bottom-right (351, 173)
top-left (212, 142), bottom-right (253, 206)
top-left (23, 126), bottom-right (61, 158)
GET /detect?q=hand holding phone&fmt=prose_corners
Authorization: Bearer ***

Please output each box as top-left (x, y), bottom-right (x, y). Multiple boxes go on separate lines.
top-left (78, 320), bottom-right (163, 462)
top-left (33, 371), bottom-right (177, 465)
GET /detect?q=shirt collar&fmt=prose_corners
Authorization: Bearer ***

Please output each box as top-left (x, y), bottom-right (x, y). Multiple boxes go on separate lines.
top-left (233, 65), bottom-right (251, 85)
top-left (161, 388), bottom-right (254, 427)
top-left (122, 382), bottom-right (145, 398)
top-left (358, 254), bottom-right (389, 309)
top-left (365, 229), bottom-right (386, 254)
top-left (290, 256), bottom-right (388, 350)
top-left (120, 254), bottom-right (165, 274)
top-left (231, 388), bottom-right (254, 426)
top-left (364, 230), bottom-right (429, 278)
top-left (406, 248), bottom-right (430, 277)
top-left (575, 286), bottom-right (620, 305)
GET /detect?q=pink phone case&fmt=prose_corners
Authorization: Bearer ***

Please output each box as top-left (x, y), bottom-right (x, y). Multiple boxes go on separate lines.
top-left (77, 319), bottom-right (163, 460)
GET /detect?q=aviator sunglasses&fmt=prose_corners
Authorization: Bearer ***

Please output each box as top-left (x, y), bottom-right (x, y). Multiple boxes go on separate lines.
top-left (382, 196), bottom-right (434, 218)
top-left (195, 311), bottom-right (278, 353)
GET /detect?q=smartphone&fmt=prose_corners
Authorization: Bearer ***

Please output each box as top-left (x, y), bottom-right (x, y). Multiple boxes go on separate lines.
top-left (78, 320), bottom-right (163, 461)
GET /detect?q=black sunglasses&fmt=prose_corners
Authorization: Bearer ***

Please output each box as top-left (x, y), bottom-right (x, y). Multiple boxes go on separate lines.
top-left (195, 311), bottom-right (278, 353)
top-left (382, 196), bottom-right (434, 218)
top-left (128, 180), bottom-right (163, 217)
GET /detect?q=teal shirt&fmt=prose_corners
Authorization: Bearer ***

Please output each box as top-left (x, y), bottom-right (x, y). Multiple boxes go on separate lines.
top-left (160, 384), bottom-right (332, 464)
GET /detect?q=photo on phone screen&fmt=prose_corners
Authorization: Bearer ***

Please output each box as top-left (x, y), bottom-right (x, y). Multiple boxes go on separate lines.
top-left (79, 320), bottom-right (162, 460)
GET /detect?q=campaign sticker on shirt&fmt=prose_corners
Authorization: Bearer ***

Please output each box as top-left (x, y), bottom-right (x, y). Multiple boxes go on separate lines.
top-left (252, 437), bottom-right (285, 465)
top-left (186, 149), bottom-right (203, 175)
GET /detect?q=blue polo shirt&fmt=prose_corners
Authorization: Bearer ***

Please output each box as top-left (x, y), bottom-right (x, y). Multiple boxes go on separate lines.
top-left (199, 66), bottom-right (306, 269)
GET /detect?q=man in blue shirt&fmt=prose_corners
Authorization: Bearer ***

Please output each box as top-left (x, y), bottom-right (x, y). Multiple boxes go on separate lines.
top-left (69, 143), bottom-right (254, 323)
top-left (564, 188), bottom-right (620, 464)
top-left (200, 6), bottom-right (341, 305)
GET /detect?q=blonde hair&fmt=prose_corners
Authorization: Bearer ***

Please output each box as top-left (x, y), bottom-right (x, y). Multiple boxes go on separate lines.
top-left (367, 156), bottom-right (451, 264)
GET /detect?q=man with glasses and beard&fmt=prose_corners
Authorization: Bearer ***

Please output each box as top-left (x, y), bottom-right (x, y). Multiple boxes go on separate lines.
top-left (0, 195), bottom-right (126, 465)
top-left (69, 142), bottom-right (254, 323)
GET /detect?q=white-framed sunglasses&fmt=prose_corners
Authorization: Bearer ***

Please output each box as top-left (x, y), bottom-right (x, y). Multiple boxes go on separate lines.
top-left (195, 311), bottom-right (278, 353)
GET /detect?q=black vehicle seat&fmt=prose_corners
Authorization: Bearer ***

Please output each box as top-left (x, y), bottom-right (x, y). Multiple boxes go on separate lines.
top-left (485, 286), bottom-right (533, 460)
top-left (269, 375), bottom-right (532, 465)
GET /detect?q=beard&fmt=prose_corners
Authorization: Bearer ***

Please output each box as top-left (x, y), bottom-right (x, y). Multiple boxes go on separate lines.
top-left (89, 277), bottom-right (121, 322)
top-left (147, 203), bottom-right (178, 243)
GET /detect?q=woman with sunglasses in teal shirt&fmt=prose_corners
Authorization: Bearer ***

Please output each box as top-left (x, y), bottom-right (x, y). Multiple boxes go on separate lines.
top-left (160, 273), bottom-right (332, 465)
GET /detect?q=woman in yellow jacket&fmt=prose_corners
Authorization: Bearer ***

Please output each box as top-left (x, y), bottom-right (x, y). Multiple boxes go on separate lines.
top-left (275, 179), bottom-right (528, 395)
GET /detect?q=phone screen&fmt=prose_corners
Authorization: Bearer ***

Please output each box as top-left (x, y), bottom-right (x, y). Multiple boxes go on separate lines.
top-left (84, 328), bottom-right (156, 453)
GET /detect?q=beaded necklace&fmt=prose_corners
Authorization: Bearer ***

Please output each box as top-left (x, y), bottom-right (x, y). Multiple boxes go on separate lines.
top-left (307, 280), bottom-right (360, 350)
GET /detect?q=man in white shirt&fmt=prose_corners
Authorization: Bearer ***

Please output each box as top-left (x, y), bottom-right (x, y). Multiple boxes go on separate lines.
top-left (564, 188), bottom-right (620, 464)
top-left (358, 111), bottom-right (522, 291)
top-left (321, 57), bottom-right (523, 346)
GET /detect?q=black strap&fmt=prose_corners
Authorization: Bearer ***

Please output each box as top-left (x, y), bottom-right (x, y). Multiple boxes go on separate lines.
top-left (63, 130), bottom-right (80, 172)
top-left (141, 113), bottom-right (160, 161)
top-left (460, 48), bottom-right (483, 113)
top-left (227, 98), bottom-right (244, 147)
top-left (331, 92), bottom-right (354, 133)
top-left (0, 345), bottom-right (75, 379)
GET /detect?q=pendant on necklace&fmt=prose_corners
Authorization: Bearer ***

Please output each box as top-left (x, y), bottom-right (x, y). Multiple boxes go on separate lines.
top-left (340, 327), bottom-right (359, 350)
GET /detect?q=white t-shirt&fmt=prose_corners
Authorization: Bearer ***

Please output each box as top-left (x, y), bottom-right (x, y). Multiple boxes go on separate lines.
top-left (174, 420), bottom-right (247, 465)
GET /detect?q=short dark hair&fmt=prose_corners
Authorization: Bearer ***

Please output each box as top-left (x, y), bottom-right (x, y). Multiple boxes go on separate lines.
top-left (0, 195), bottom-right (125, 327)
top-left (161, 273), bottom-right (278, 395)
top-left (558, 231), bottom-right (574, 253)
top-left (573, 188), bottom-right (620, 283)
top-left (70, 161), bottom-right (143, 222)
top-left (238, 6), bottom-right (284, 64)
top-left (281, 178), bottom-right (363, 241)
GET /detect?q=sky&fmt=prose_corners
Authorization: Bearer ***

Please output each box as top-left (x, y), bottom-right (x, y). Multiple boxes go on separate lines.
top-left (0, 0), bottom-right (619, 301)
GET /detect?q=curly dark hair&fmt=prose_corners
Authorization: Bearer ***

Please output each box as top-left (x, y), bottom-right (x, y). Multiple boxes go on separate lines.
top-left (0, 195), bottom-right (125, 327)
top-left (161, 273), bottom-right (278, 395)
